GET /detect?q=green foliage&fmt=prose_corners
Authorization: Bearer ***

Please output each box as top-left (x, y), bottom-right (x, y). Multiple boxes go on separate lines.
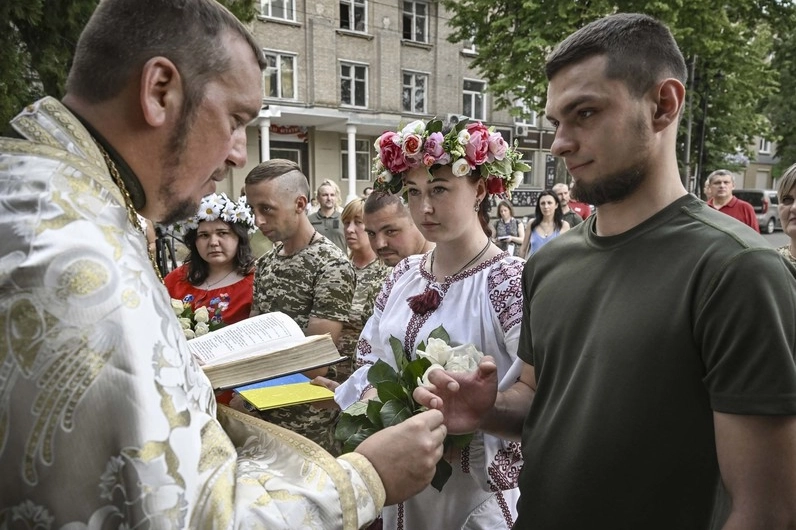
top-left (442, 0), bottom-right (795, 184)
top-left (0, 0), bottom-right (257, 127)
top-left (766, 27), bottom-right (796, 176)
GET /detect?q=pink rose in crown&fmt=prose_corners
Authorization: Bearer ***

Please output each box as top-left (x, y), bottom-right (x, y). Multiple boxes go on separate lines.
top-left (465, 122), bottom-right (490, 168)
top-left (424, 132), bottom-right (445, 158)
top-left (402, 133), bottom-right (423, 158)
top-left (436, 152), bottom-right (451, 166)
top-left (486, 176), bottom-right (506, 195)
top-left (422, 153), bottom-right (436, 167)
top-left (379, 132), bottom-right (409, 174)
top-left (487, 132), bottom-right (508, 161)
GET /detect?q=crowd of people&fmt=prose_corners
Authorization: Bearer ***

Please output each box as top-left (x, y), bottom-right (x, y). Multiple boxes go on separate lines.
top-left (1, 2), bottom-right (795, 529)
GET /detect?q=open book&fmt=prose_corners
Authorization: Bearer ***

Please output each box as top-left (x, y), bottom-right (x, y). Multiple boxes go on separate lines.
top-left (187, 311), bottom-right (346, 389)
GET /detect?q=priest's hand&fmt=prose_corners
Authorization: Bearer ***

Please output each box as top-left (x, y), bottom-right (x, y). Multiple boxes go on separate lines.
top-left (356, 409), bottom-right (446, 505)
top-left (413, 356), bottom-right (499, 435)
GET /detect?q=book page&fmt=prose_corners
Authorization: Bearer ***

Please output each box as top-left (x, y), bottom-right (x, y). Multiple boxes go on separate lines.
top-left (188, 312), bottom-right (305, 365)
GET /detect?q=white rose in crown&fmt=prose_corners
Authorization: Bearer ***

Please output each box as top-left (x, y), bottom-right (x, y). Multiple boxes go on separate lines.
top-left (194, 321), bottom-right (210, 337)
top-left (171, 298), bottom-right (184, 316)
top-left (193, 306), bottom-right (210, 323)
top-left (178, 317), bottom-right (192, 330)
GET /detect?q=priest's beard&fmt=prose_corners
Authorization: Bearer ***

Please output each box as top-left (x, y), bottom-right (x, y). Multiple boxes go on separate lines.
top-left (157, 101), bottom-right (206, 226)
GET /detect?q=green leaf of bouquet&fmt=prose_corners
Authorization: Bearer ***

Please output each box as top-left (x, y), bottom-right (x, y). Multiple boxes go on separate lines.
top-left (379, 399), bottom-right (414, 428)
top-left (431, 459), bottom-right (453, 492)
top-left (366, 399), bottom-right (384, 429)
top-left (368, 359), bottom-right (400, 386)
top-left (377, 381), bottom-right (409, 405)
top-left (427, 325), bottom-right (451, 344)
top-left (342, 429), bottom-right (377, 453)
top-left (334, 412), bottom-right (371, 441)
top-left (515, 162), bottom-right (532, 172)
top-left (402, 357), bottom-right (432, 391)
top-left (343, 401), bottom-right (368, 416)
top-left (389, 336), bottom-right (407, 371)
top-left (454, 117), bottom-right (469, 133)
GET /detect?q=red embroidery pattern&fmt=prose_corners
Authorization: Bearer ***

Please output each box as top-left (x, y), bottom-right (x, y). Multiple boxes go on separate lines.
top-left (375, 258), bottom-right (412, 311)
top-left (487, 259), bottom-right (524, 332)
top-left (487, 441), bottom-right (523, 492)
top-left (355, 337), bottom-right (373, 368)
top-left (495, 490), bottom-right (515, 528)
top-left (460, 445), bottom-right (471, 473)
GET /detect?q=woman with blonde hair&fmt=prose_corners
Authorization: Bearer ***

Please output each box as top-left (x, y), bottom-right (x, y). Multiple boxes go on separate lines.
top-left (777, 163), bottom-right (796, 265)
top-left (335, 118), bottom-right (529, 529)
top-left (336, 197), bottom-right (391, 381)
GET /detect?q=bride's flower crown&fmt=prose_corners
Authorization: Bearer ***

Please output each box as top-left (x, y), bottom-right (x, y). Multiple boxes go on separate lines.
top-left (171, 192), bottom-right (256, 235)
top-left (372, 116), bottom-right (531, 197)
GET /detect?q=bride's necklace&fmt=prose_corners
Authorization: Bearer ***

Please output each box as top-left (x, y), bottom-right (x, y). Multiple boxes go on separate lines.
top-left (408, 238), bottom-right (491, 315)
top-left (429, 238), bottom-right (491, 279)
top-left (203, 269), bottom-right (235, 290)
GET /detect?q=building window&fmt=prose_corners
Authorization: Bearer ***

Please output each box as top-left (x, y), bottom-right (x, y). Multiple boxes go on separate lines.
top-left (402, 71), bottom-right (428, 114)
top-left (262, 0), bottom-right (295, 21)
top-left (402, 1), bottom-right (428, 43)
top-left (340, 0), bottom-right (366, 32)
top-left (341, 138), bottom-right (372, 181)
top-left (513, 97), bottom-right (537, 127)
top-left (758, 137), bottom-right (772, 154)
top-left (463, 79), bottom-right (486, 120)
top-left (263, 51), bottom-right (295, 99)
top-left (462, 37), bottom-right (477, 55)
top-left (341, 63), bottom-right (368, 107)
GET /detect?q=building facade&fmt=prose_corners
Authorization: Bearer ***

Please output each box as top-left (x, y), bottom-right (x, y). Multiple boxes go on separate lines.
top-left (222, 0), bottom-right (552, 208)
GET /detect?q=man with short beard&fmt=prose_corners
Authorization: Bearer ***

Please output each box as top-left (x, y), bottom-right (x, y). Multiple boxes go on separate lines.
top-left (363, 191), bottom-right (434, 267)
top-left (416, 12), bottom-right (796, 530)
top-left (0, 0), bottom-right (447, 526)
top-left (551, 182), bottom-right (583, 227)
top-left (308, 179), bottom-right (346, 250)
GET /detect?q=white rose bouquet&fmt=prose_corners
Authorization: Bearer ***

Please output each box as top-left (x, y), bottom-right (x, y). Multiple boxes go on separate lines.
top-left (335, 325), bottom-right (481, 491)
top-left (170, 299), bottom-right (225, 340)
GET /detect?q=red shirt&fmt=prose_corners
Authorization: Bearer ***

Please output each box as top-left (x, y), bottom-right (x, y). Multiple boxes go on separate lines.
top-left (707, 196), bottom-right (760, 233)
top-left (164, 265), bottom-right (255, 325)
top-left (568, 200), bottom-right (592, 220)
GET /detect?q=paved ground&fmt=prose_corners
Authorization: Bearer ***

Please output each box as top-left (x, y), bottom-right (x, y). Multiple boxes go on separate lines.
top-left (762, 231), bottom-right (789, 248)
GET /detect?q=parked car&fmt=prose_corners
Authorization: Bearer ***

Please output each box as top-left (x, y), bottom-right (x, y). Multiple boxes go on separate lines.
top-left (733, 189), bottom-right (780, 234)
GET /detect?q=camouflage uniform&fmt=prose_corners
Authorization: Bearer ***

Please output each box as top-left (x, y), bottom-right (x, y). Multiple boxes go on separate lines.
top-left (308, 211), bottom-right (346, 251)
top-left (252, 234), bottom-right (355, 454)
top-left (336, 260), bottom-right (391, 382)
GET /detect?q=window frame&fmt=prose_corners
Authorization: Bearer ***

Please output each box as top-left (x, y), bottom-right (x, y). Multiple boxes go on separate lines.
top-left (758, 137), bottom-right (772, 154)
top-left (341, 138), bottom-right (373, 181)
top-left (462, 79), bottom-right (486, 121)
top-left (402, 0), bottom-right (429, 44)
top-left (261, 0), bottom-right (296, 21)
top-left (263, 50), bottom-right (297, 100)
top-left (340, 0), bottom-right (367, 32)
top-left (402, 70), bottom-right (429, 114)
top-left (340, 61), bottom-right (369, 108)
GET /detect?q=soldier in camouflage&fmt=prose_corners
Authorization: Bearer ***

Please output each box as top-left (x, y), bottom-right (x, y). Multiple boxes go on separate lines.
top-left (245, 159), bottom-right (355, 454)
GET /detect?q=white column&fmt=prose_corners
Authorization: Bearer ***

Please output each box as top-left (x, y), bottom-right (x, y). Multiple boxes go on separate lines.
top-left (346, 124), bottom-right (358, 204)
top-left (259, 118), bottom-right (271, 162)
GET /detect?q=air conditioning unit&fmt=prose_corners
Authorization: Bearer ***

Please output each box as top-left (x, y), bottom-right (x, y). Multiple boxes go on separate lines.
top-left (446, 113), bottom-right (464, 125)
top-left (515, 124), bottom-right (530, 138)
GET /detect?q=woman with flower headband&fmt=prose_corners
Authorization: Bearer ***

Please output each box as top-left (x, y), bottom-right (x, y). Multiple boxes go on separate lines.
top-left (335, 118), bottom-right (529, 529)
top-left (164, 192), bottom-right (257, 329)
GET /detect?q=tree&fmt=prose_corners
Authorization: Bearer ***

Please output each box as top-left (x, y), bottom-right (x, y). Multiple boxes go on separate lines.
top-left (442, 0), bottom-right (794, 188)
top-left (0, 0), bottom-right (257, 127)
top-left (766, 27), bottom-right (796, 176)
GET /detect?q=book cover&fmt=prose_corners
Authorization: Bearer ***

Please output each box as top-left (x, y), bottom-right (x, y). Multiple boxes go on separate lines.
top-left (235, 373), bottom-right (335, 410)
